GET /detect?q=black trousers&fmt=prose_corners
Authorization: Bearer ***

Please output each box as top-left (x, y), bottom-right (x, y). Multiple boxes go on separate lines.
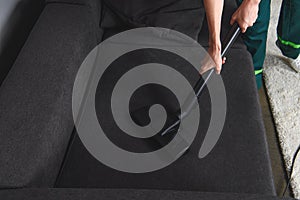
top-left (101, 0), bottom-right (205, 40)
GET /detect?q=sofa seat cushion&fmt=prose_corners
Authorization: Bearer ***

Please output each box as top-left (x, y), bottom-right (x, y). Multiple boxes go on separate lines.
top-left (56, 0), bottom-right (275, 195)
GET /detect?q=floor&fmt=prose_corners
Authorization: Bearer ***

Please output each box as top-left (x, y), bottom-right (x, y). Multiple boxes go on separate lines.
top-left (257, 0), bottom-right (296, 197)
top-left (258, 85), bottom-right (292, 197)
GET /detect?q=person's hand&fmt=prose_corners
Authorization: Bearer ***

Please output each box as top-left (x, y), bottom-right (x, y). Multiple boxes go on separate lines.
top-left (230, 0), bottom-right (260, 33)
top-left (200, 41), bottom-right (225, 75)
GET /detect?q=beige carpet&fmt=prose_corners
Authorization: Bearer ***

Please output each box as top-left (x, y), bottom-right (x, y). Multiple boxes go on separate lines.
top-left (263, 0), bottom-right (300, 198)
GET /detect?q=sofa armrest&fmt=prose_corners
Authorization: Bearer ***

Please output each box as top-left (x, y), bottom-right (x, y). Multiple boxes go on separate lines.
top-left (0, 0), bottom-right (45, 85)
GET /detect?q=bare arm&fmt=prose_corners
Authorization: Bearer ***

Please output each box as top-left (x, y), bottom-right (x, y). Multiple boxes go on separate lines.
top-left (203, 0), bottom-right (225, 74)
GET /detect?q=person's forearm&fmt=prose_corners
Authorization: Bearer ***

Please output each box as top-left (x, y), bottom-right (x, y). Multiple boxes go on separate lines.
top-left (203, 0), bottom-right (224, 50)
top-left (245, 0), bottom-right (260, 4)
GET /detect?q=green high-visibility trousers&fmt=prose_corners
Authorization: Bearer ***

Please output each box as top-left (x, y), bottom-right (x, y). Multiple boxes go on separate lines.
top-left (235, 0), bottom-right (271, 89)
top-left (236, 0), bottom-right (300, 88)
top-left (276, 0), bottom-right (300, 59)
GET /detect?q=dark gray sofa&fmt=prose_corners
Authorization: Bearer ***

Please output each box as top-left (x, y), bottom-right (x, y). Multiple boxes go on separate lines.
top-left (0, 189), bottom-right (296, 200)
top-left (0, 0), bottom-right (44, 85)
top-left (0, 0), bottom-right (292, 199)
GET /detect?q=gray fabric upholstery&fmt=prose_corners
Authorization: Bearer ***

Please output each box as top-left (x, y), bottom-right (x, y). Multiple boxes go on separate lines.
top-left (0, 0), bottom-right (276, 197)
top-left (56, 0), bottom-right (276, 196)
top-left (56, 49), bottom-right (276, 195)
top-left (0, 2), bottom-right (99, 188)
top-left (46, 0), bottom-right (102, 29)
top-left (0, 0), bottom-right (44, 85)
top-left (0, 189), bottom-right (295, 200)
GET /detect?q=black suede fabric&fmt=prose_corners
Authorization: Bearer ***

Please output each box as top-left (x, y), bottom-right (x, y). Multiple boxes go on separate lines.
top-left (55, 0), bottom-right (275, 196)
top-left (0, 189), bottom-right (295, 200)
top-left (0, 3), bottom-right (99, 188)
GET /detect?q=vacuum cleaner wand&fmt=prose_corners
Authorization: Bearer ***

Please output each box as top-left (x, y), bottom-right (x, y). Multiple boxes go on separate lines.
top-left (161, 23), bottom-right (241, 136)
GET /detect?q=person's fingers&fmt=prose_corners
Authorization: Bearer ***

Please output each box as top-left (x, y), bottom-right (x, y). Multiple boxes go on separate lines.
top-left (200, 64), bottom-right (214, 75)
top-left (248, 20), bottom-right (254, 27)
top-left (240, 21), bottom-right (248, 33)
top-left (215, 62), bottom-right (222, 75)
top-left (222, 57), bottom-right (226, 64)
top-left (199, 63), bottom-right (208, 74)
top-left (215, 66), bottom-right (221, 74)
top-left (200, 59), bottom-right (222, 75)
top-left (199, 56), bottom-right (214, 75)
top-left (233, 17), bottom-right (246, 33)
top-left (230, 14), bottom-right (236, 25)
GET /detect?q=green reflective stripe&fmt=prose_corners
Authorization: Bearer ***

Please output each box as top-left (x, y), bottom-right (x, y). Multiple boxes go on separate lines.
top-left (255, 69), bottom-right (263, 75)
top-left (278, 35), bottom-right (300, 49)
